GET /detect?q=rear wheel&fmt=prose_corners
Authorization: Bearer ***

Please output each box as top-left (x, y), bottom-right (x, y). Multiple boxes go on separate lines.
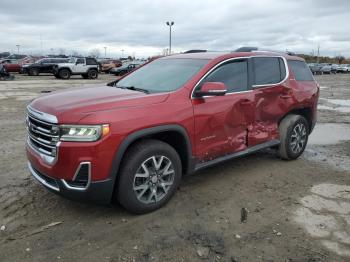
top-left (59, 69), bottom-right (70, 79)
top-left (87, 69), bottom-right (98, 79)
top-left (29, 68), bottom-right (39, 76)
top-left (278, 114), bottom-right (309, 160)
top-left (116, 139), bottom-right (182, 214)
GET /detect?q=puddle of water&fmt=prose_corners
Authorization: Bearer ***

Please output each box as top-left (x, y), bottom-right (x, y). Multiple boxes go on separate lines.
top-left (300, 195), bottom-right (350, 214)
top-left (311, 184), bottom-right (350, 200)
top-left (294, 184), bottom-right (350, 258)
top-left (294, 207), bottom-right (338, 238)
top-left (318, 105), bottom-right (350, 113)
top-left (327, 99), bottom-right (350, 107)
top-left (318, 99), bottom-right (350, 113)
top-left (321, 240), bottom-right (350, 257)
top-left (308, 123), bottom-right (350, 145)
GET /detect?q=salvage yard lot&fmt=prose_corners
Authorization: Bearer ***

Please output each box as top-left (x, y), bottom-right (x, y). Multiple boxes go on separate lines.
top-left (0, 73), bottom-right (349, 261)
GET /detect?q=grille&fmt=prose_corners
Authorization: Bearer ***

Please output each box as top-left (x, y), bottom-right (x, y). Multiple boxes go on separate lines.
top-left (26, 113), bottom-right (59, 157)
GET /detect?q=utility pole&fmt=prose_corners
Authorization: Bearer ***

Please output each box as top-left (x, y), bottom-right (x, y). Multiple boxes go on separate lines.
top-left (16, 44), bottom-right (20, 54)
top-left (317, 43), bottom-right (320, 63)
top-left (166, 21), bottom-right (174, 55)
top-left (40, 34), bottom-right (43, 55)
top-left (121, 49), bottom-right (124, 58)
top-left (104, 47), bottom-right (107, 58)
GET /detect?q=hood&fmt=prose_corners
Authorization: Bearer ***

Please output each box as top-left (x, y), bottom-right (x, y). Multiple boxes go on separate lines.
top-left (30, 85), bottom-right (169, 123)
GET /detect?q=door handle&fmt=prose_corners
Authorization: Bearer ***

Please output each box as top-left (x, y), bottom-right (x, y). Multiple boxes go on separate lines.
top-left (240, 99), bottom-right (252, 105)
top-left (280, 94), bottom-right (291, 99)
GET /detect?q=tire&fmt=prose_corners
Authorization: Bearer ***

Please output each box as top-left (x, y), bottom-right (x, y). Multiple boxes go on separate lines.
top-left (116, 139), bottom-right (182, 214)
top-left (81, 74), bottom-right (88, 79)
top-left (278, 114), bottom-right (309, 160)
top-left (87, 69), bottom-right (98, 79)
top-left (29, 68), bottom-right (39, 76)
top-left (59, 69), bottom-right (70, 79)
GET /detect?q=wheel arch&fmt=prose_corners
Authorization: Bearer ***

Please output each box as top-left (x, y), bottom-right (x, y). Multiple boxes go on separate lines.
top-left (279, 107), bottom-right (313, 133)
top-left (109, 124), bottom-right (195, 189)
top-left (58, 67), bottom-right (72, 73)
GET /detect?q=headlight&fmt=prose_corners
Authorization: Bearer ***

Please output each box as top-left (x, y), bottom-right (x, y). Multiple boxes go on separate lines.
top-left (59, 124), bottom-right (109, 142)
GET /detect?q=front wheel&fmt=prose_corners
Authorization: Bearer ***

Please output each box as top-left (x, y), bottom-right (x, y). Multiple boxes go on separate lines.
top-left (278, 114), bottom-right (309, 160)
top-left (29, 68), bottom-right (39, 76)
top-left (116, 139), bottom-right (182, 214)
top-left (59, 69), bottom-right (70, 79)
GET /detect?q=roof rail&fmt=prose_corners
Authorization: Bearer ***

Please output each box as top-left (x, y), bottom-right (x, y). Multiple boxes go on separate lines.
top-left (285, 51), bottom-right (296, 56)
top-left (183, 49), bottom-right (207, 54)
top-left (235, 47), bottom-right (258, 52)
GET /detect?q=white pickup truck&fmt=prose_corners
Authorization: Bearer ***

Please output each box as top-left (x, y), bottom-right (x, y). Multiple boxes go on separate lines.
top-left (53, 57), bottom-right (99, 79)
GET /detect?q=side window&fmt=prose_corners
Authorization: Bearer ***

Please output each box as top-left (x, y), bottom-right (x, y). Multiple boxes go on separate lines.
top-left (288, 60), bottom-right (314, 81)
top-left (86, 58), bottom-right (97, 65)
top-left (76, 58), bottom-right (85, 64)
top-left (200, 60), bottom-right (248, 93)
top-left (253, 57), bottom-right (286, 86)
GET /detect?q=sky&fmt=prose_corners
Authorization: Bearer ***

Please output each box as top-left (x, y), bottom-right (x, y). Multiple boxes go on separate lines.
top-left (1, 0), bottom-right (350, 58)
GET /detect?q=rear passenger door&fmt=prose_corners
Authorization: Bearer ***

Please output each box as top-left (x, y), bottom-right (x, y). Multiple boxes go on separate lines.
top-left (41, 59), bottom-right (53, 73)
top-left (249, 56), bottom-right (292, 146)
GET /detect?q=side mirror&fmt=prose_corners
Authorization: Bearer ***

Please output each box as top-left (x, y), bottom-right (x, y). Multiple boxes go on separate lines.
top-left (195, 82), bottom-right (227, 97)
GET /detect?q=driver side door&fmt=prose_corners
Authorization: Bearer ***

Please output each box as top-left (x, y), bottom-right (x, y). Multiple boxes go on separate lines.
top-left (192, 58), bottom-right (255, 162)
top-left (73, 58), bottom-right (86, 73)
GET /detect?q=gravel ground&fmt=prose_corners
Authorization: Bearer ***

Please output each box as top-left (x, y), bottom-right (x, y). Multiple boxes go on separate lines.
top-left (0, 73), bottom-right (349, 262)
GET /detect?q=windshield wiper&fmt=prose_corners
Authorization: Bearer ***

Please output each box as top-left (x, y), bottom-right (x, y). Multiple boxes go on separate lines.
top-left (116, 85), bottom-right (149, 94)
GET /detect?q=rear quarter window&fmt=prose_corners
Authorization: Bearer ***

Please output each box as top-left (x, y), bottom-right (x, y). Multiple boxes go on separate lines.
top-left (288, 60), bottom-right (314, 81)
top-left (86, 58), bottom-right (98, 65)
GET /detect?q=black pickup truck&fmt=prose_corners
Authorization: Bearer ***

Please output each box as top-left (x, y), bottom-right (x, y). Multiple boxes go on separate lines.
top-left (22, 58), bottom-right (69, 76)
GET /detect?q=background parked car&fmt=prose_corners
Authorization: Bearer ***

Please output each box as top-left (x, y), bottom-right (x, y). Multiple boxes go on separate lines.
top-left (331, 64), bottom-right (339, 74)
top-left (308, 63), bottom-right (323, 75)
top-left (0, 59), bottom-right (22, 73)
top-left (100, 59), bottom-right (122, 73)
top-left (22, 58), bottom-right (69, 75)
top-left (110, 63), bottom-right (142, 76)
top-left (320, 64), bottom-right (332, 74)
top-left (337, 64), bottom-right (350, 73)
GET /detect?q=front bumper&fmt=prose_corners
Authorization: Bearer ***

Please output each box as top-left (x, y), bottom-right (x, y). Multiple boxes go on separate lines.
top-left (28, 161), bottom-right (114, 204)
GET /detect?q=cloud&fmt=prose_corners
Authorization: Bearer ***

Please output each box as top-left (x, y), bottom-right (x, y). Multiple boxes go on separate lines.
top-left (1, 0), bottom-right (350, 57)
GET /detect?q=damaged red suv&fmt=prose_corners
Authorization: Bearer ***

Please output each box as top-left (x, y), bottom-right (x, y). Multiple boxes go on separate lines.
top-left (26, 49), bottom-right (319, 213)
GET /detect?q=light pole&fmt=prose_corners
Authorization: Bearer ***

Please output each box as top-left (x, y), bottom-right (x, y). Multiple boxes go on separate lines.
top-left (121, 49), bottom-right (124, 58)
top-left (16, 44), bottom-right (20, 54)
top-left (166, 21), bottom-right (174, 55)
top-left (104, 47), bottom-right (107, 58)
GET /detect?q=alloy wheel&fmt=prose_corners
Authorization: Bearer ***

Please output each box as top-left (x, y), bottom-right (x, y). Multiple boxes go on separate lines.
top-left (133, 155), bottom-right (175, 204)
top-left (290, 123), bottom-right (307, 154)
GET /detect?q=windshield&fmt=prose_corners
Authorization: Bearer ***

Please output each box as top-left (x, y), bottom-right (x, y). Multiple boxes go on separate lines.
top-left (116, 58), bottom-right (209, 93)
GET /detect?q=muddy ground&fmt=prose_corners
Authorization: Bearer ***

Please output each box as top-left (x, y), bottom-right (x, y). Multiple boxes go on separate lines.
top-left (0, 73), bottom-right (349, 262)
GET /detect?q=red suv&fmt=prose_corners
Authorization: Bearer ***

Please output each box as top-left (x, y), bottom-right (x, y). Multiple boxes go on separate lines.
top-left (26, 50), bottom-right (319, 213)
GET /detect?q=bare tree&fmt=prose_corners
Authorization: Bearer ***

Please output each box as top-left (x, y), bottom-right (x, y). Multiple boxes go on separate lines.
top-left (58, 48), bottom-right (66, 56)
top-left (335, 55), bottom-right (345, 64)
top-left (89, 48), bottom-right (101, 58)
top-left (71, 50), bottom-right (80, 57)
